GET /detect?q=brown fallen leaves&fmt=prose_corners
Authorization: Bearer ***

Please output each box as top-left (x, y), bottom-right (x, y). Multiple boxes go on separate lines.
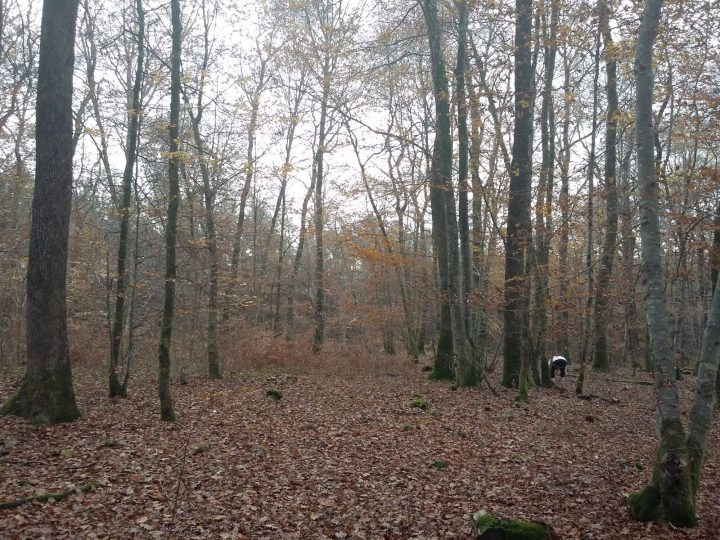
top-left (1, 360), bottom-right (719, 539)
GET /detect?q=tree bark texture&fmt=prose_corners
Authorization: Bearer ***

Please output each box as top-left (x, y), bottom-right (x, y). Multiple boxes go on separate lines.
top-left (3, 0), bottom-right (81, 424)
top-left (627, 0), bottom-right (697, 526)
top-left (157, 0), bottom-right (182, 422)
top-left (502, 0), bottom-right (533, 389)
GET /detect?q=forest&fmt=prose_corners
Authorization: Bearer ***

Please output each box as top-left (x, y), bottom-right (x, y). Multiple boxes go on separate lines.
top-left (1, 0), bottom-right (719, 537)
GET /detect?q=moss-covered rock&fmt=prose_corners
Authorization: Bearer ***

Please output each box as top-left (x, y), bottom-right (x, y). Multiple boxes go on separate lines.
top-left (473, 510), bottom-right (555, 540)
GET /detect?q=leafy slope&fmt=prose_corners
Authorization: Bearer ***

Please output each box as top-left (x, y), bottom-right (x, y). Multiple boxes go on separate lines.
top-left (1, 363), bottom-right (718, 539)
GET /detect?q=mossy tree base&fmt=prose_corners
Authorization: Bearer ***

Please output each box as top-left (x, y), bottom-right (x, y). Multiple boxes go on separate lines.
top-left (430, 336), bottom-right (454, 381)
top-left (2, 375), bottom-right (80, 425)
top-left (626, 484), bottom-right (697, 527)
top-left (473, 510), bottom-right (555, 540)
top-left (627, 419), bottom-right (698, 528)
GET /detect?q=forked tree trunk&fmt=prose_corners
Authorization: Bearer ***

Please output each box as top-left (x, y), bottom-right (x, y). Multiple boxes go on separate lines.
top-left (422, 0), bottom-right (476, 385)
top-left (2, 0), bottom-right (81, 424)
top-left (110, 0), bottom-right (145, 398)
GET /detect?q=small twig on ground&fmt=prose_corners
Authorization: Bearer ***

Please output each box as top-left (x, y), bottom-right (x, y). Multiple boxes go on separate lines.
top-left (577, 394), bottom-right (619, 405)
top-left (169, 423), bottom-right (193, 528)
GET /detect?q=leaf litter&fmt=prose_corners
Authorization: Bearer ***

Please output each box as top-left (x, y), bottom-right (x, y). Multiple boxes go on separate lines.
top-left (1, 362), bottom-right (719, 539)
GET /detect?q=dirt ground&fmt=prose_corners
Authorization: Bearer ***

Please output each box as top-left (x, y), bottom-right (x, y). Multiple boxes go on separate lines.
top-left (1, 358), bottom-right (719, 539)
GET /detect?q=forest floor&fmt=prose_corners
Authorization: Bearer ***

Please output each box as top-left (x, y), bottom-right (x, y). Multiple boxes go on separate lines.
top-left (1, 355), bottom-right (719, 539)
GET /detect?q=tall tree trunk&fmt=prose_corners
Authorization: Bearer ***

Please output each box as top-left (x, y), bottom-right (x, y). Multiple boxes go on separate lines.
top-left (712, 202), bottom-right (720, 397)
top-left (286, 145), bottom-right (317, 339)
top-left (422, 0), bottom-right (476, 385)
top-left (311, 65), bottom-right (330, 354)
top-left (184, 2), bottom-right (221, 379)
top-left (227, 60), bottom-right (268, 316)
top-left (157, 0), bottom-right (182, 422)
top-left (502, 0), bottom-right (533, 390)
top-left (455, 0), bottom-right (473, 345)
top-left (467, 61), bottom-right (488, 363)
top-left (592, 0), bottom-right (619, 372)
top-left (618, 133), bottom-right (639, 366)
top-left (109, 0), bottom-right (145, 398)
top-left (626, 0), bottom-right (698, 526)
top-left (2, 0), bottom-right (81, 424)
top-left (557, 52), bottom-right (571, 355)
top-left (576, 31), bottom-right (601, 395)
top-left (534, 0), bottom-right (557, 388)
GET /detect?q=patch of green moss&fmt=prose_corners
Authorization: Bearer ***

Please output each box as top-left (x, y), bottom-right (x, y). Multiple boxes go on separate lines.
top-left (410, 396), bottom-right (427, 410)
top-left (473, 510), bottom-right (553, 540)
top-left (1, 389), bottom-right (21, 416)
top-left (266, 388), bottom-right (283, 401)
top-left (626, 486), bottom-right (661, 522)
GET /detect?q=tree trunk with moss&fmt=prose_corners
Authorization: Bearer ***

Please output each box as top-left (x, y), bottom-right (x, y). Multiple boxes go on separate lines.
top-left (627, 0), bottom-right (700, 526)
top-left (2, 0), bottom-right (81, 424)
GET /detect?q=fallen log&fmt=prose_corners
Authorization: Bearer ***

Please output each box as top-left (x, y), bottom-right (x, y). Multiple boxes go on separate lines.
top-left (0, 481), bottom-right (96, 510)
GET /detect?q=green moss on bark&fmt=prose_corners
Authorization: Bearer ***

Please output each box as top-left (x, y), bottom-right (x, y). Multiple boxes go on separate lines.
top-left (626, 485), bottom-right (661, 521)
top-left (430, 333), bottom-right (454, 381)
top-left (1, 389), bottom-right (21, 416)
top-left (628, 418), bottom-right (698, 527)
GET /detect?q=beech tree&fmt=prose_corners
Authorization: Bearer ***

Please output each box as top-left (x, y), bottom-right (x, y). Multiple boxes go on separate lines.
top-left (502, 0), bottom-right (533, 391)
top-left (109, 0), bottom-right (145, 397)
top-left (421, 0), bottom-right (477, 386)
top-left (1, 0), bottom-right (81, 424)
top-left (591, 0), bottom-right (618, 373)
top-left (628, 0), bottom-right (720, 525)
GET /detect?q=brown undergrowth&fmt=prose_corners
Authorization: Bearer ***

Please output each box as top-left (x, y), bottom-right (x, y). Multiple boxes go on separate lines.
top-left (1, 350), bottom-right (719, 539)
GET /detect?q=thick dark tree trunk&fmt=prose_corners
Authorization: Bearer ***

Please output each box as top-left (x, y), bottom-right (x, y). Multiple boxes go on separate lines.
top-left (157, 0), bottom-right (182, 422)
top-left (592, 0), bottom-right (619, 372)
top-left (2, 0), bottom-right (81, 424)
top-left (502, 0), bottom-right (533, 389)
top-left (110, 0), bottom-right (145, 398)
